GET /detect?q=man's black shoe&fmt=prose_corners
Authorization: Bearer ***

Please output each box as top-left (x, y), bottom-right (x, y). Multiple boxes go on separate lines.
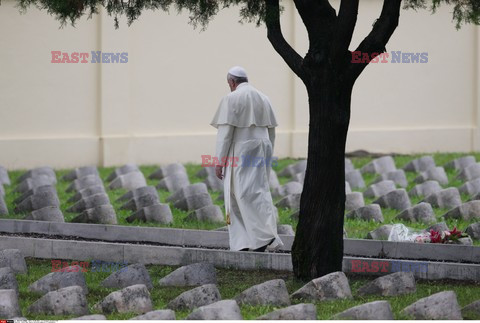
top-left (253, 237), bottom-right (275, 252)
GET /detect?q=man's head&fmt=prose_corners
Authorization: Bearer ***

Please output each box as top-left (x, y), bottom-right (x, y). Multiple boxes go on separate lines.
top-left (227, 66), bottom-right (248, 92)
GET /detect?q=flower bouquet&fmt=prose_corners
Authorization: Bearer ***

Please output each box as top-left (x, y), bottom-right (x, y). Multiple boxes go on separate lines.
top-left (415, 227), bottom-right (469, 244)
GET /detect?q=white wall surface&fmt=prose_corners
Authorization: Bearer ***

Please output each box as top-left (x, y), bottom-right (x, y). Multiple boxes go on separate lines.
top-left (0, 0), bottom-right (478, 169)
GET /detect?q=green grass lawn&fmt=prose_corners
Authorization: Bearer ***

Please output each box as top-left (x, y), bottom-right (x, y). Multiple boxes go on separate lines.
top-left (1, 152), bottom-right (480, 244)
top-left (15, 258), bottom-right (480, 320)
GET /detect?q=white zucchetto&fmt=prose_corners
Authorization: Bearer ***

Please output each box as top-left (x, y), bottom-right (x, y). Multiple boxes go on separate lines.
top-left (228, 66), bottom-right (248, 78)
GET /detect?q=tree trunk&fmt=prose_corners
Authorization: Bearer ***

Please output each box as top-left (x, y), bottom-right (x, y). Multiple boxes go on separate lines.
top-left (291, 70), bottom-right (352, 281)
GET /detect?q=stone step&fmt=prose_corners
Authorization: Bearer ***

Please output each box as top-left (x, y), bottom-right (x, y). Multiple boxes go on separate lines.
top-left (0, 219), bottom-right (479, 264)
top-left (0, 235), bottom-right (479, 281)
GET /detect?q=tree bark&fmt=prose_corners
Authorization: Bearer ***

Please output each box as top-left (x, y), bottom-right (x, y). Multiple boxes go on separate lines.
top-left (291, 71), bottom-right (353, 280)
top-left (265, 0), bottom-right (402, 281)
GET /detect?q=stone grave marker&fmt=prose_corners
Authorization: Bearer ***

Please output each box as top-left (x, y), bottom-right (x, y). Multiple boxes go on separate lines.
top-left (0, 249), bottom-right (27, 274)
top-left (457, 163), bottom-right (480, 182)
top-left (149, 163), bottom-right (186, 180)
top-left (345, 170), bottom-right (365, 189)
top-left (157, 172), bottom-right (190, 192)
top-left (258, 303), bottom-right (317, 320)
top-left (101, 263), bottom-right (153, 290)
top-left (363, 180), bottom-right (396, 198)
top-left (15, 185), bottom-right (57, 205)
top-left (373, 169), bottom-right (408, 188)
top-left (17, 167), bottom-right (56, 184)
top-left (166, 183), bottom-right (208, 203)
top-left (14, 191), bottom-right (60, 213)
top-left (67, 185), bottom-right (106, 203)
top-left (72, 204), bottom-right (117, 224)
top-left (167, 284), bottom-right (221, 311)
top-left (106, 164), bottom-right (139, 182)
top-left (235, 279), bottom-right (290, 307)
top-left (332, 301), bottom-right (394, 320)
top-left (0, 267), bottom-right (19, 296)
top-left (443, 200), bottom-right (480, 220)
top-left (0, 166), bottom-right (11, 185)
top-left (361, 156), bottom-right (396, 175)
top-left (401, 291), bottom-right (462, 320)
top-left (28, 265), bottom-right (88, 295)
top-left (25, 206), bottom-right (64, 222)
top-left (366, 224), bottom-right (393, 240)
top-left (94, 284), bottom-right (152, 314)
top-left (346, 204), bottom-right (384, 222)
top-left (66, 175), bottom-right (103, 193)
top-left (414, 166), bottom-right (448, 185)
top-left (445, 155), bottom-right (476, 171)
top-left (120, 193), bottom-right (160, 211)
top-left (67, 193), bottom-right (110, 213)
top-left (0, 289), bottom-right (22, 318)
top-left (395, 202), bottom-right (436, 223)
top-left (272, 181), bottom-right (302, 199)
top-left (130, 310), bottom-right (175, 320)
top-left (126, 203), bottom-right (173, 224)
top-left (116, 185), bottom-right (157, 203)
top-left (466, 222), bottom-right (480, 240)
top-left (373, 189), bottom-right (411, 211)
top-left (403, 156), bottom-right (435, 172)
top-left (422, 187), bottom-right (462, 209)
top-left (15, 175), bottom-right (56, 194)
top-left (62, 166), bottom-right (99, 181)
top-left (408, 180), bottom-right (442, 198)
top-left (173, 193), bottom-right (213, 211)
top-left (291, 271), bottom-right (352, 301)
top-left (345, 192), bottom-right (365, 212)
top-left (27, 286), bottom-right (88, 316)
top-left (158, 263), bottom-right (217, 287)
top-left (187, 300), bottom-right (243, 320)
top-left (108, 171), bottom-right (147, 191)
top-left (186, 205), bottom-right (224, 222)
top-left (459, 178), bottom-right (480, 196)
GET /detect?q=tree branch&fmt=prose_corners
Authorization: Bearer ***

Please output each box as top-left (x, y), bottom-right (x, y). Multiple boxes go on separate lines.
top-left (334, 0), bottom-right (359, 52)
top-left (265, 0), bottom-right (305, 80)
top-left (293, 0), bottom-right (336, 37)
top-left (349, 0), bottom-right (402, 79)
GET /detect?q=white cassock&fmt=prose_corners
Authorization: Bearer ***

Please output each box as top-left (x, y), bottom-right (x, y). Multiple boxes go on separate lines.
top-left (210, 82), bottom-right (284, 251)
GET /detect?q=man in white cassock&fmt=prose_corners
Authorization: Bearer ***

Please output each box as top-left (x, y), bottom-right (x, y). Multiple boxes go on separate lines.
top-left (210, 66), bottom-right (283, 252)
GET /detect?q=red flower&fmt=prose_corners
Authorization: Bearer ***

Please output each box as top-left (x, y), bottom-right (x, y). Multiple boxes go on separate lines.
top-left (429, 229), bottom-right (443, 243)
top-left (449, 227), bottom-right (462, 239)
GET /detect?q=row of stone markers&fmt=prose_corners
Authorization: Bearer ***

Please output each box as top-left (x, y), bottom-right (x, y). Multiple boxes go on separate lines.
top-left (62, 166), bottom-right (117, 224)
top-left (1, 248), bottom-right (478, 319)
top-left (106, 164), bottom-right (174, 224)
top-left (273, 156), bottom-right (480, 243)
top-left (150, 163), bottom-right (225, 223)
top-left (7, 167), bottom-right (65, 222)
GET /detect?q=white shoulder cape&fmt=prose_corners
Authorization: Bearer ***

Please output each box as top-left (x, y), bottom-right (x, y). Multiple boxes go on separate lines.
top-left (210, 83), bottom-right (278, 128)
